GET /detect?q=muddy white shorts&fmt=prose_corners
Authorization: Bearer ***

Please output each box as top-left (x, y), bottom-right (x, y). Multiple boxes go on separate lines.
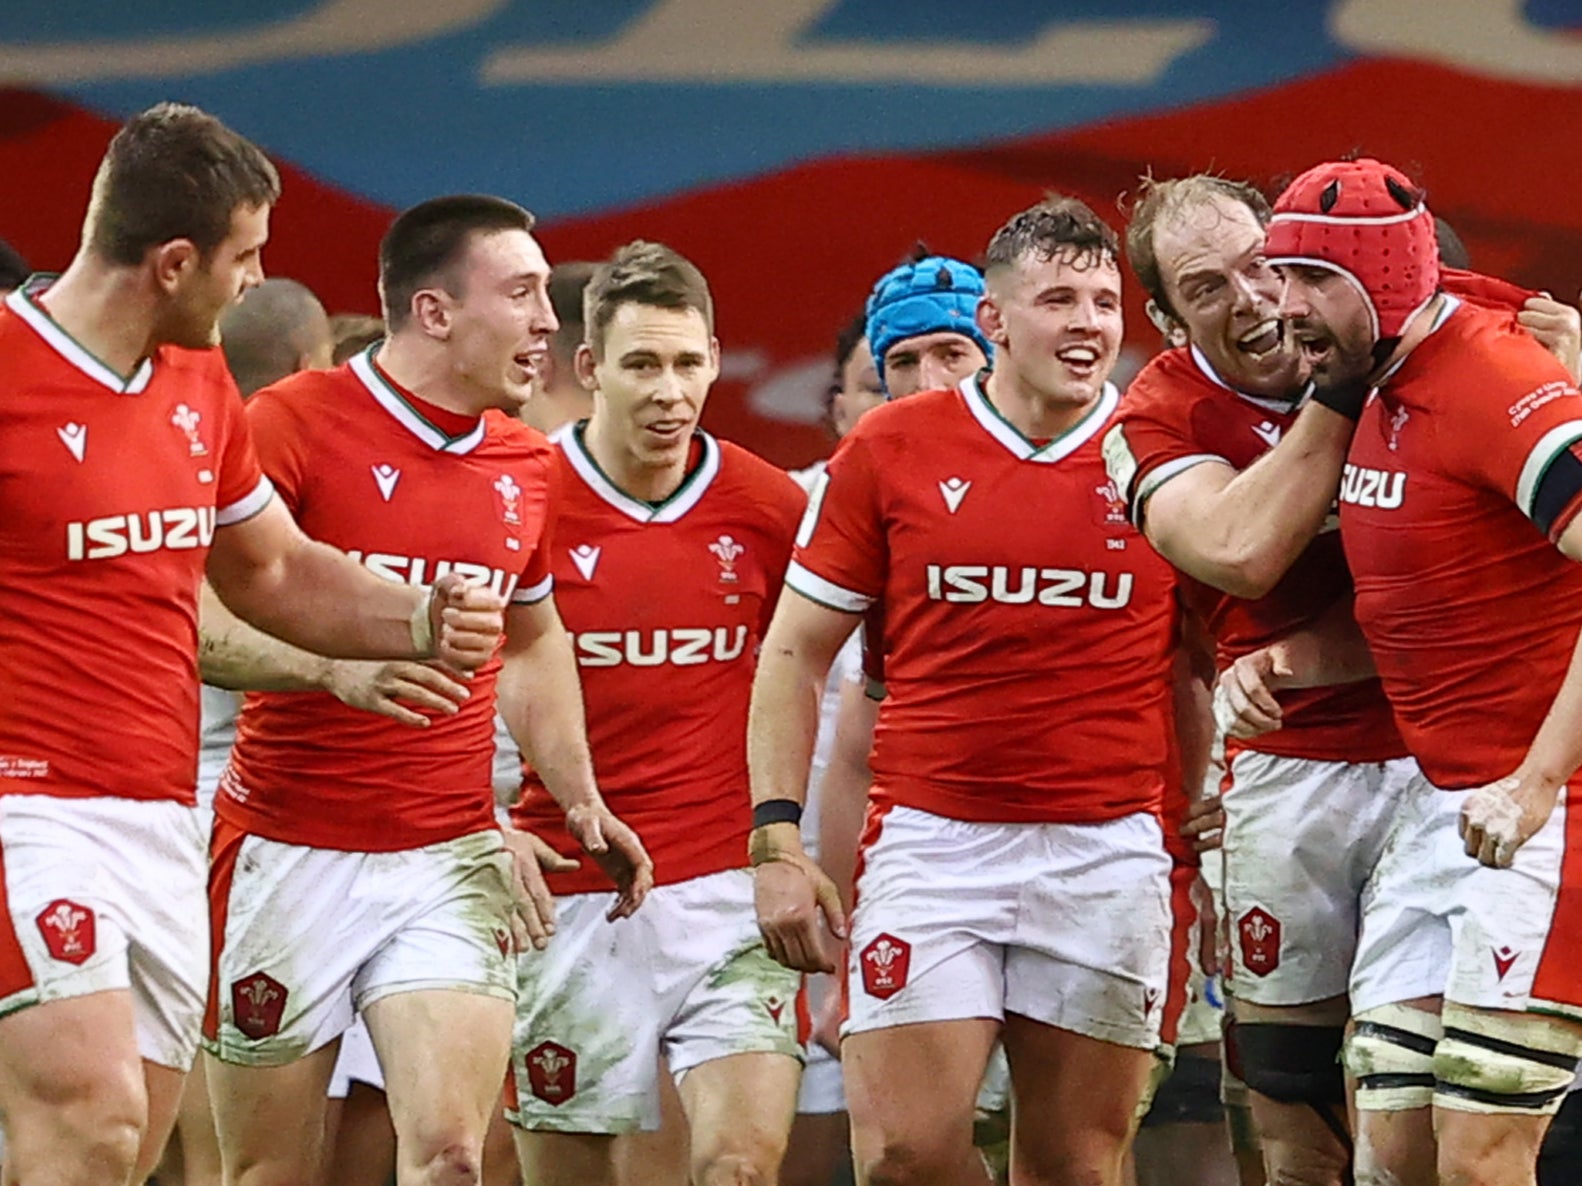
top-left (205, 821), bottom-right (517, 1067)
top-left (1351, 779), bottom-right (1582, 1018)
top-left (506, 868), bottom-right (801, 1135)
top-left (0, 794), bottom-right (208, 1069)
top-left (844, 805), bottom-right (1173, 1050)
top-left (1220, 749), bottom-right (1422, 1005)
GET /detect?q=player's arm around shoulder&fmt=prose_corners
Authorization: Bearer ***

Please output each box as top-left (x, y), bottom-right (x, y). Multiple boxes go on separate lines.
top-left (496, 596), bottom-right (652, 920)
top-left (748, 588), bottom-right (859, 975)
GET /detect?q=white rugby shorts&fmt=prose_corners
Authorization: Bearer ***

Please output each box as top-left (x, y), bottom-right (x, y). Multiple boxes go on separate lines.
top-left (843, 805), bottom-right (1173, 1050)
top-left (507, 868), bottom-right (801, 1134)
top-left (205, 823), bottom-right (517, 1066)
top-left (0, 794), bottom-right (208, 1068)
top-left (1220, 749), bottom-right (1422, 1005)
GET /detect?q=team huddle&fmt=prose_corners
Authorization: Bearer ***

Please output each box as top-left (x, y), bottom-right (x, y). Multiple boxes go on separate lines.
top-left (1, 100), bottom-right (1580, 1186)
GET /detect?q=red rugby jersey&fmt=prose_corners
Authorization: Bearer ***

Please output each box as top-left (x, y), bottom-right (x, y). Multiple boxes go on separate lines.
top-left (1342, 298), bottom-right (1582, 790)
top-left (510, 425), bottom-right (804, 892)
top-left (1108, 345), bottom-right (1406, 763)
top-left (219, 348), bottom-right (557, 850)
top-left (0, 280), bottom-right (271, 803)
top-left (791, 376), bottom-right (1179, 824)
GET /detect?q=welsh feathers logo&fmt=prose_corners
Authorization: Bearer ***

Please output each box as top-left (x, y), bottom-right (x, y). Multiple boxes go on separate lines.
top-left (494, 473), bottom-right (523, 527)
top-left (526, 1040), bottom-right (577, 1104)
top-left (170, 403), bottom-right (208, 457)
top-left (231, 971), bottom-right (288, 1039)
top-left (860, 932), bottom-right (911, 1000)
top-left (709, 534), bottom-right (744, 583)
top-left (35, 899), bottom-right (95, 965)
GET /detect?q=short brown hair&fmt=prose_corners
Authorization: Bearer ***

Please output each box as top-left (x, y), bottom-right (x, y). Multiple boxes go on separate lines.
top-left (984, 194), bottom-right (1119, 275)
top-left (583, 241), bottom-right (713, 360)
top-left (547, 260), bottom-right (597, 367)
top-left (1125, 174), bottom-right (1271, 323)
top-left (87, 102), bottom-right (280, 266)
top-left (379, 194), bottom-right (536, 331)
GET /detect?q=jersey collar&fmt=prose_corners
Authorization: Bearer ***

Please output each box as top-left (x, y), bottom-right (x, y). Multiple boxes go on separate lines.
top-left (350, 345), bottom-right (486, 454)
top-left (1375, 294), bottom-right (1461, 387)
top-left (557, 420), bottom-right (720, 523)
top-left (958, 371), bottom-right (1117, 463)
top-left (1188, 343), bottom-right (1307, 414)
top-left (6, 277), bottom-right (155, 395)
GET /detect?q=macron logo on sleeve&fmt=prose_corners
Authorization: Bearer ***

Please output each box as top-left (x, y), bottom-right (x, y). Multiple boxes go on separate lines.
top-left (57, 423), bottom-right (86, 462)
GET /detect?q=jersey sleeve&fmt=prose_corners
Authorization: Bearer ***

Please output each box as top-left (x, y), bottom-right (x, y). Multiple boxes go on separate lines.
top-left (1441, 341), bottom-right (1582, 540)
top-left (1105, 373), bottom-right (1228, 528)
top-left (511, 451), bottom-right (561, 606)
top-left (212, 371), bottom-right (273, 526)
top-left (757, 467), bottom-right (809, 636)
top-left (786, 431), bottom-right (887, 614)
top-left (241, 383), bottom-right (311, 517)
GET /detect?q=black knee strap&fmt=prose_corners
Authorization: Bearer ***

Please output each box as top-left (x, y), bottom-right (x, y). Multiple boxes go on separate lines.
top-left (1225, 1019), bottom-right (1347, 1106)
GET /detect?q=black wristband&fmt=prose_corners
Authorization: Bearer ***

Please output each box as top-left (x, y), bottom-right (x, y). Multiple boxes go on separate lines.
top-left (752, 798), bottom-right (803, 828)
top-left (1309, 378), bottom-right (1371, 422)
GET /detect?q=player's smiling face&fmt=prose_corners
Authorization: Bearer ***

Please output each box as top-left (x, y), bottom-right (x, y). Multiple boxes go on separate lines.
top-left (1278, 263), bottom-right (1377, 387)
top-left (985, 247), bottom-right (1122, 408)
top-left (582, 301), bottom-right (720, 470)
top-left (163, 201), bottom-right (269, 349)
top-left (1155, 194), bottom-right (1304, 399)
top-left (445, 228), bottom-right (556, 412)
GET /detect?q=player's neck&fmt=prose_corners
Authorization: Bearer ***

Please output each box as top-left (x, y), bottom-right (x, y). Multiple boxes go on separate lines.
top-left (983, 366), bottom-right (1103, 442)
top-left (1370, 293), bottom-right (1449, 384)
top-left (375, 334), bottom-right (487, 420)
top-left (582, 415), bottom-right (690, 504)
top-left (39, 257), bottom-right (163, 379)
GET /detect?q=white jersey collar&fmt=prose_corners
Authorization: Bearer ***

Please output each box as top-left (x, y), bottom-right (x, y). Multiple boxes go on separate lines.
top-left (959, 371), bottom-right (1117, 463)
top-left (350, 346), bottom-right (487, 454)
top-left (7, 277), bottom-right (155, 395)
top-left (558, 421), bottom-right (721, 523)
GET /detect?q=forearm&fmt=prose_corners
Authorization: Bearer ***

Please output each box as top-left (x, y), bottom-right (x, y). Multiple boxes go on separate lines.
top-left (498, 624), bottom-right (602, 812)
top-left (1268, 596), bottom-right (1378, 690)
top-left (210, 533), bottom-right (427, 661)
top-left (817, 685), bottom-right (878, 911)
top-left (747, 645), bottom-right (829, 818)
top-left (1152, 406), bottom-right (1354, 597)
top-left (199, 582), bottom-right (333, 692)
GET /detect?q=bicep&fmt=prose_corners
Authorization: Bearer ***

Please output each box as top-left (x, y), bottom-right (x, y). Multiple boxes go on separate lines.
top-left (205, 496), bottom-right (304, 604)
top-left (502, 596), bottom-right (566, 658)
top-left (1140, 460), bottom-right (1240, 576)
top-left (763, 588), bottom-right (863, 674)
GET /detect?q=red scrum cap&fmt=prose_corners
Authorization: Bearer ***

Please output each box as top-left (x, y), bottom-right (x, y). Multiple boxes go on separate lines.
top-left (1264, 158), bottom-right (1439, 339)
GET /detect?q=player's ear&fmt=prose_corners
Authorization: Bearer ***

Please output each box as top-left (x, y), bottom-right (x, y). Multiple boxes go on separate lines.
top-left (150, 238), bottom-right (199, 294)
top-left (574, 341), bottom-right (598, 391)
top-left (1145, 299), bottom-right (1188, 349)
top-left (976, 292), bottom-right (1007, 348)
top-left (411, 288), bottom-right (451, 339)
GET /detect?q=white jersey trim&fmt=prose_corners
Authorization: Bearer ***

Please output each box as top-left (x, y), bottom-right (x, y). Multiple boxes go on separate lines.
top-left (959, 374), bottom-right (1118, 464)
top-left (1516, 423), bottom-right (1582, 523)
top-left (786, 562), bottom-right (873, 614)
top-left (510, 573), bottom-right (555, 605)
top-left (559, 424), bottom-right (721, 524)
top-left (350, 347), bottom-right (487, 454)
top-left (1187, 344), bottom-right (1305, 414)
top-left (7, 281), bottom-right (154, 395)
top-left (216, 477), bottom-right (276, 527)
top-left (1134, 453), bottom-right (1228, 526)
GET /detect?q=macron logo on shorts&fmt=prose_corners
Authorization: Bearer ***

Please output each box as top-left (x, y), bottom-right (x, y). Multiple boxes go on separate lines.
top-left (861, 933), bottom-right (912, 1000)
